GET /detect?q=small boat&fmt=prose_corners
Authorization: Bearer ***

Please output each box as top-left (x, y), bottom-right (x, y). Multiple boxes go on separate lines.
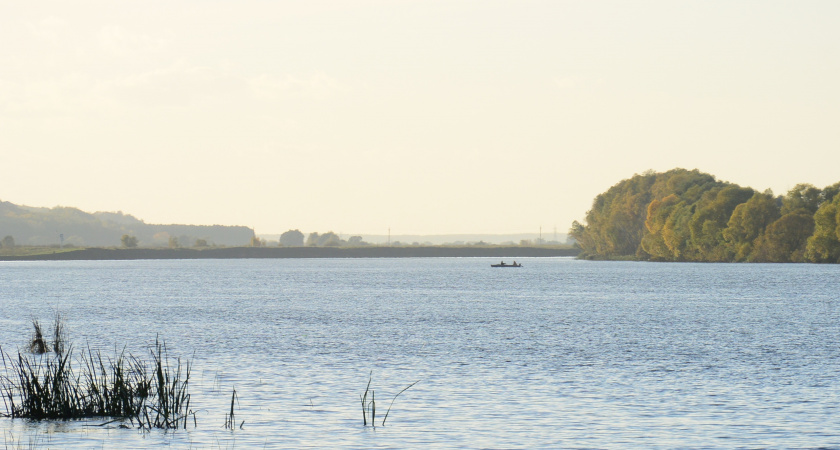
top-left (491, 261), bottom-right (522, 268)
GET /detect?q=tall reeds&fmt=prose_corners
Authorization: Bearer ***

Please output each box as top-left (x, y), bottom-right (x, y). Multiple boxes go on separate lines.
top-left (139, 338), bottom-right (194, 429)
top-left (0, 337), bottom-right (193, 429)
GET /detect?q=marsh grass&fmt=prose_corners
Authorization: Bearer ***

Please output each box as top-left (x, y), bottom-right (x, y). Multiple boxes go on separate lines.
top-left (0, 337), bottom-right (194, 429)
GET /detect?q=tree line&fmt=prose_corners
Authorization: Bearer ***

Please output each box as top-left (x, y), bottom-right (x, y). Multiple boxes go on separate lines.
top-left (0, 200), bottom-right (254, 247)
top-left (570, 168), bottom-right (840, 263)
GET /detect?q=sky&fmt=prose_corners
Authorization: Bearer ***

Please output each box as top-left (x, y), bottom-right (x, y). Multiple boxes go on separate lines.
top-left (2, 1), bottom-right (839, 235)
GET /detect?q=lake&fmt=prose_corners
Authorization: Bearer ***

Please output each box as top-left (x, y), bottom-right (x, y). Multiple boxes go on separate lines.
top-left (1, 257), bottom-right (839, 448)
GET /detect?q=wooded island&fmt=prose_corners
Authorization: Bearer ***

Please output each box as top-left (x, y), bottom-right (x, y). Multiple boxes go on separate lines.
top-left (571, 169), bottom-right (840, 263)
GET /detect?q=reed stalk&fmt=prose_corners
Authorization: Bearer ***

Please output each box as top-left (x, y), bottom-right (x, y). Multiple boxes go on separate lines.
top-left (224, 387), bottom-right (241, 429)
top-left (381, 380), bottom-right (419, 426)
top-left (360, 373), bottom-right (418, 427)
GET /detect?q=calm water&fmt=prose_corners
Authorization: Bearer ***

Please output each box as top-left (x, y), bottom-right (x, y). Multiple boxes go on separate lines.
top-left (0, 257), bottom-right (839, 448)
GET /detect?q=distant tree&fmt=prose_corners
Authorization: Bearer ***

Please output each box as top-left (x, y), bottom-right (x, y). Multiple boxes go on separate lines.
top-left (250, 236), bottom-right (263, 247)
top-left (120, 234), bottom-right (138, 248)
top-left (318, 232), bottom-right (343, 247)
top-left (305, 232), bottom-right (319, 247)
top-left (346, 236), bottom-right (365, 246)
top-left (168, 236), bottom-right (179, 248)
top-left (1, 235), bottom-right (15, 248)
top-left (194, 239), bottom-right (208, 247)
top-left (279, 229), bottom-right (305, 247)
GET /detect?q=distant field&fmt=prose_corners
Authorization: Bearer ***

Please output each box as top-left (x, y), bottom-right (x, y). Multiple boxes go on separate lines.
top-left (0, 247), bottom-right (82, 258)
top-left (0, 246), bottom-right (579, 261)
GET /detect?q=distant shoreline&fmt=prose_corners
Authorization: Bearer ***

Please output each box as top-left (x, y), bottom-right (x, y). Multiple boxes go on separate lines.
top-left (0, 246), bottom-right (579, 261)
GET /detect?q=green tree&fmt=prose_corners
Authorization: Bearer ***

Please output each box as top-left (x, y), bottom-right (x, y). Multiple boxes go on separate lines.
top-left (781, 184), bottom-right (822, 215)
top-left (194, 239), bottom-right (208, 247)
top-left (751, 209), bottom-right (815, 262)
top-left (120, 234), bottom-right (139, 248)
top-left (279, 229), bottom-right (305, 247)
top-left (318, 232), bottom-right (343, 247)
top-left (722, 191), bottom-right (780, 261)
top-left (346, 236), bottom-right (365, 246)
top-left (688, 185), bottom-right (754, 261)
top-left (641, 194), bottom-right (680, 260)
top-left (805, 194), bottom-right (840, 262)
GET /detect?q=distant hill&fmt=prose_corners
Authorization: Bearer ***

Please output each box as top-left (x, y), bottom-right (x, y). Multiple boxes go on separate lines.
top-left (0, 200), bottom-right (254, 247)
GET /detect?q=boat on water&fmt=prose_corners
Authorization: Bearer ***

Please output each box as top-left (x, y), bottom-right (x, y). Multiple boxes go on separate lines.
top-left (491, 261), bottom-right (522, 268)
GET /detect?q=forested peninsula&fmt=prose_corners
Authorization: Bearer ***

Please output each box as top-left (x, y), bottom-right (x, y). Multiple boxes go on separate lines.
top-left (571, 169), bottom-right (840, 263)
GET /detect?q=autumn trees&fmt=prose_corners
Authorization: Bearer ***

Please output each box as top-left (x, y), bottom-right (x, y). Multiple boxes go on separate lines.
top-left (571, 169), bottom-right (840, 263)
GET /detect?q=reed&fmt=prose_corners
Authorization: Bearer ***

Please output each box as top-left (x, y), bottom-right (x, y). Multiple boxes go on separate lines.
top-left (138, 338), bottom-right (194, 429)
top-left (27, 320), bottom-right (49, 355)
top-left (360, 373), bottom-right (419, 427)
top-left (0, 337), bottom-right (193, 429)
top-left (0, 346), bottom-right (77, 420)
top-left (224, 387), bottom-right (242, 430)
top-left (78, 346), bottom-right (150, 423)
top-left (51, 314), bottom-right (66, 356)
top-left (360, 372), bottom-right (374, 426)
top-left (381, 380), bottom-right (419, 426)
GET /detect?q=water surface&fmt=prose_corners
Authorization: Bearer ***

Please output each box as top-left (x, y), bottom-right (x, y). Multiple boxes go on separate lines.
top-left (1, 258), bottom-right (838, 448)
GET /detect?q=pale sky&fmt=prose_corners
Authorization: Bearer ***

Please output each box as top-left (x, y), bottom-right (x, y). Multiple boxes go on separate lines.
top-left (2, 1), bottom-right (839, 235)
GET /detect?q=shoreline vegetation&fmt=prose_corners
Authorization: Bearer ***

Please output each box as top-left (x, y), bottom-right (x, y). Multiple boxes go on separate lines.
top-left (1, 317), bottom-right (417, 431)
top-left (571, 168), bottom-right (840, 263)
top-left (0, 245), bottom-right (578, 261)
top-left (1, 318), bottom-right (194, 429)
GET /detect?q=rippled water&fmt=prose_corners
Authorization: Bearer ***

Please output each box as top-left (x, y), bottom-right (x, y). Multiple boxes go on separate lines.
top-left (1, 257), bottom-right (839, 448)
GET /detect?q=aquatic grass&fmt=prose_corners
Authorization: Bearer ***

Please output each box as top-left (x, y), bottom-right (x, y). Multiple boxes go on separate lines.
top-left (360, 372), bottom-right (419, 427)
top-left (26, 314), bottom-right (67, 355)
top-left (0, 337), bottom-right (194, 429)
top-left (27, 321), bottom-right (48, 355)
top-left (51, 314), bottom-right (66, 356)
top-left (78, 346), bottom-right (150, 423)
top-left (360, 372), bottom-right (374, 426)
top-left (223, 387), bottom-right (242, 430)
top-left (139, 338), bottom-right (195, 430)
top-left (381, 380), bottom-right (419, 426)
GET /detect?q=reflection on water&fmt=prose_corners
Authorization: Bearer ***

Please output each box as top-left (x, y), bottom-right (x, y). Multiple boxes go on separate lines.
top-left (1, 258), bottom-right (839, 448)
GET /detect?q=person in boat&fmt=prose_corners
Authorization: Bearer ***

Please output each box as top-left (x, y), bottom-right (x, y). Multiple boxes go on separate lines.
top-left (500, 261), bottom-right (506, 266)
top-left (513, 260), bottom-right (517, 266)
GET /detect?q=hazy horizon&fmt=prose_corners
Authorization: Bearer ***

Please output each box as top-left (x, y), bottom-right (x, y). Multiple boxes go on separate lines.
top-left (3, 1), bottom-right (839, 235)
